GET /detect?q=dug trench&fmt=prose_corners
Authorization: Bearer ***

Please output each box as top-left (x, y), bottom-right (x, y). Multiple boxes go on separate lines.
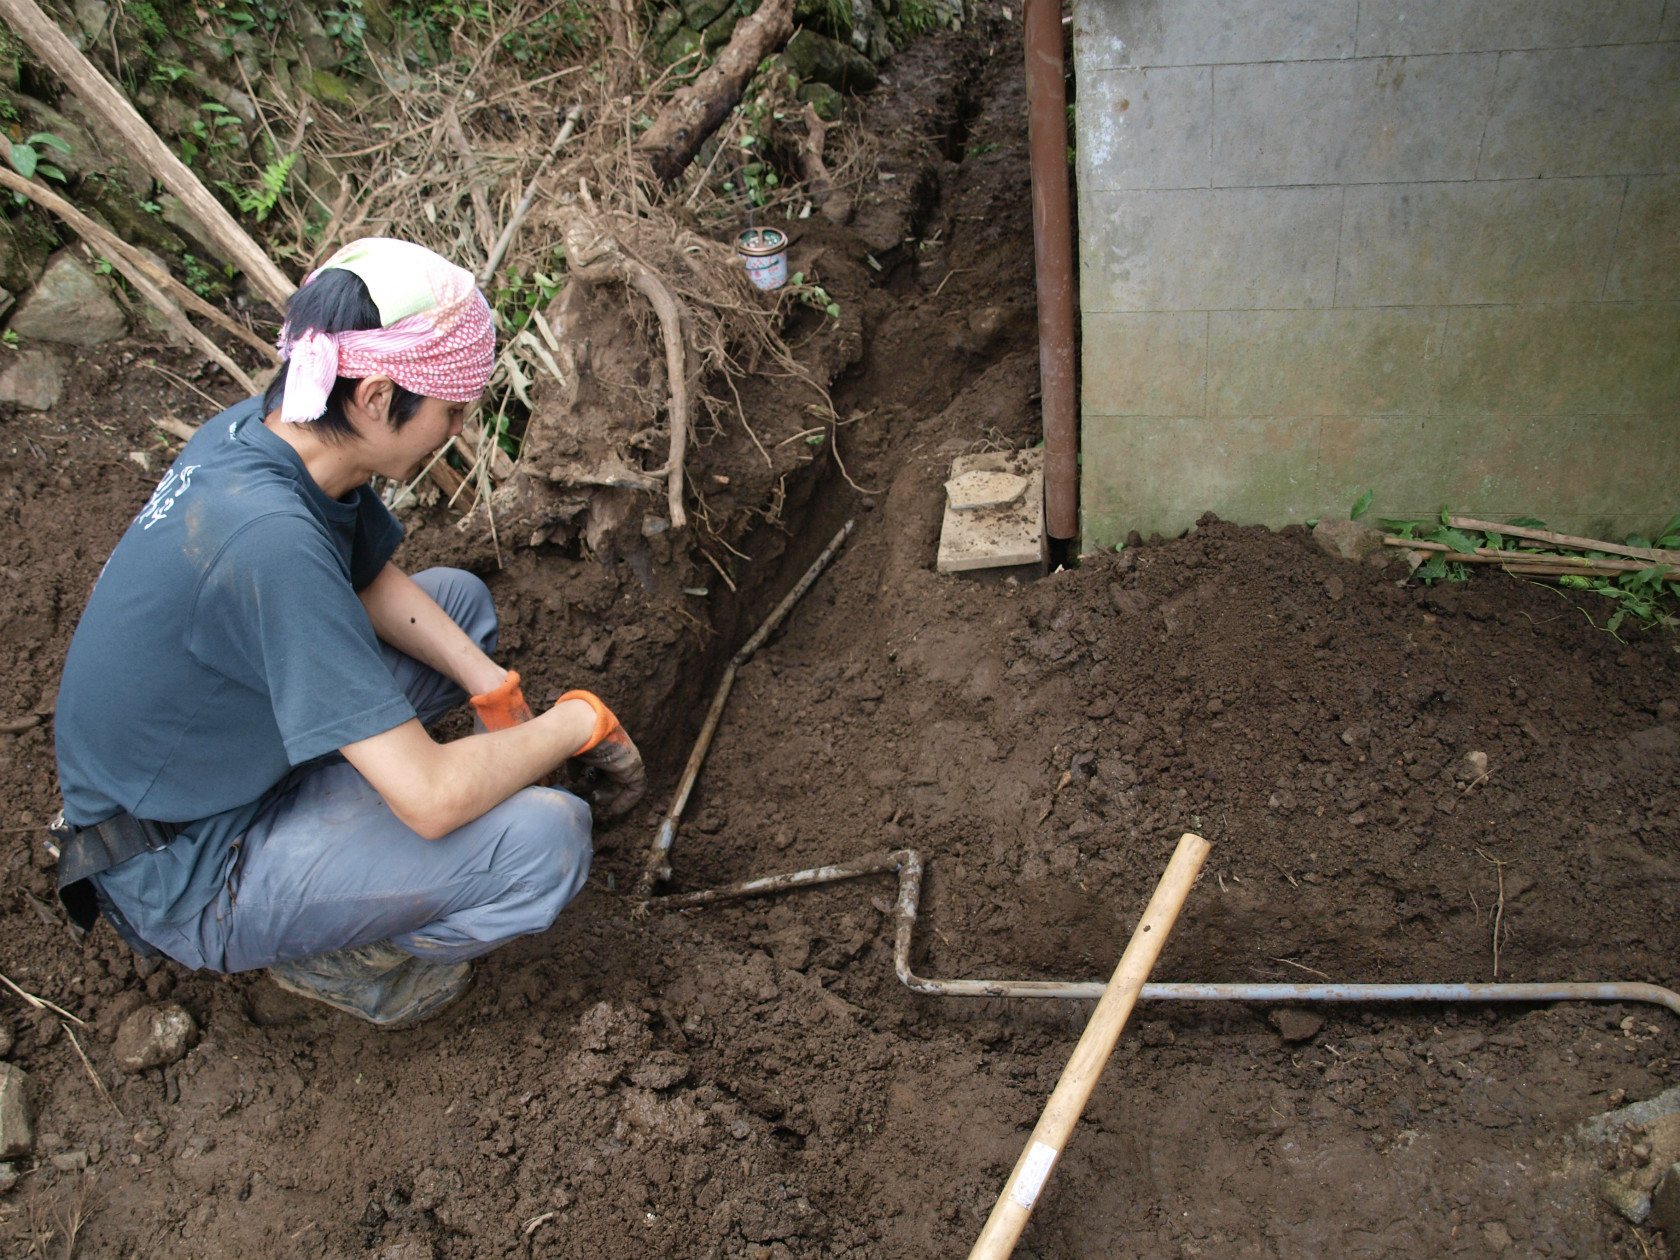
top-left (2, 29), bottom-right (1680, 1260)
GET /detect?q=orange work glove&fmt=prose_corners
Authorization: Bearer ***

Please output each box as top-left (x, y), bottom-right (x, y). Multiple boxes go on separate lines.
top-left (558, 689), bottom-right (647, 820)
top-left (468, 671), bottom-right (534, 732)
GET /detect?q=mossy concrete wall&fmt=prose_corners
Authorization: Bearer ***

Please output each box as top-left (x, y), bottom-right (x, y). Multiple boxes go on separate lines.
top-left (1072, 0), bottom-right (1680, 548)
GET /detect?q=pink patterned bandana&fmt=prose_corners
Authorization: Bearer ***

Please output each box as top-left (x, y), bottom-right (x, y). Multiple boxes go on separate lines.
top-left (277, 238), bottom-right (496, 424)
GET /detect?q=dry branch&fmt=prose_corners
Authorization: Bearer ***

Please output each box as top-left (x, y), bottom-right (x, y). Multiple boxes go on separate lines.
top-left (443, 105), bottom-right (496, 259)
top-left (479, 105), bottom-right (586, 284)
top-left (1446, 516), bottom-right (1680, 567)
top-left (636, 0), bottom-right (795, 182)
top-left (0, 0), bottom-right (295, 308)
top-left (1385, 537), bottom-right (1676, 578)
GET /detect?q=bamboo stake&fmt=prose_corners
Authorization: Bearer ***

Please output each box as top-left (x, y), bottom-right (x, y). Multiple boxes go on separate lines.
top-left (0, 168), bottom-right (260, 394)
top-left (1448, 516), bottom-right (1680, 567)
top-left (968, 833), bottom-right (1211, 1260)
top-left (1385, 537), bottom-right (1674, 578)
top-left (0, 0), bottom-right (296, 309)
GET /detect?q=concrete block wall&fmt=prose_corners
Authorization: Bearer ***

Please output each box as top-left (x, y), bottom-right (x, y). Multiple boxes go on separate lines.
top-left (1072, 0), bottom-right (1680, 548)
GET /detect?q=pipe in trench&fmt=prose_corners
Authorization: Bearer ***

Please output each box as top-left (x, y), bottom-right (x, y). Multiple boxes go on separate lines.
top-left (1023, 0), bottom-right (1078, 541)
top-left (646, 849), bottom-right (1680, 1019)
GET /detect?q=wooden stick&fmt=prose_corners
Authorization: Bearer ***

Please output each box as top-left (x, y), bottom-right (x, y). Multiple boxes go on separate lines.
top-left (479, 104), bottom-right (584, 285)
top-left (969, 832), bottom-right (1211, 1260)
top-left (1448, 516), bottom-right (1680, 567)
top-left (0, 166), bottom-right (278, 363)
top-left (1503, 564), bottom-right (1621, 578)
top-left (1385, 537), bottom-right (1673, 577)
top-left (0, 0), bottom-right (296, 309)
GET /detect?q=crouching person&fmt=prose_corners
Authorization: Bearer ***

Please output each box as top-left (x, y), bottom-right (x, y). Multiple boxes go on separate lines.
top-left (51, 238), bottom-right (645, 1027)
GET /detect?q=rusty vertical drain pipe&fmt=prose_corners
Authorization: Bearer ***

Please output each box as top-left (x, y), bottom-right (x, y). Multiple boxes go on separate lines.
top-left (1024, 0), bottom-right (1078, 541)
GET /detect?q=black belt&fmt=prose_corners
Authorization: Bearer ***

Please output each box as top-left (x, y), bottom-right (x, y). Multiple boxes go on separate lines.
top-left (52, 810), bottom-right (179, 937)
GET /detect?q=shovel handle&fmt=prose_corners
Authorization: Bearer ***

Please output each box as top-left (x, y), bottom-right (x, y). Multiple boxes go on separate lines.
top-left (968, 832), bottom-right (1211, 1260)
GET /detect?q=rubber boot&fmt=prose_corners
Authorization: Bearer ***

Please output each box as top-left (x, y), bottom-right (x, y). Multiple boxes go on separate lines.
top-left (268, 941), bottom-right (471, 1029)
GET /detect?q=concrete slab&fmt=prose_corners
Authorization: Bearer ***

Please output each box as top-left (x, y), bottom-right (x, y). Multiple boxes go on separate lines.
top-left (1213, 55), bottom-right (1495, 187)
top-left (936, 449), bottom-right (1046, 574)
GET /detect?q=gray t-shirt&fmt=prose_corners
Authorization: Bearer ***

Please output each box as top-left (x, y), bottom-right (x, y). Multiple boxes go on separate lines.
top-left (54, 397), bottom-right (412, 943)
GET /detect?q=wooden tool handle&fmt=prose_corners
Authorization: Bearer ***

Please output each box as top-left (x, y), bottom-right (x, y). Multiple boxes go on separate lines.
top-left (968, 832), bottom-right (1211, 1260)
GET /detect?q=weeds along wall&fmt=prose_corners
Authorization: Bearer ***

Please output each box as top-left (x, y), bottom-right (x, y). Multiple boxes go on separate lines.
top-left (1071, 0), bottom-right (1680, 547)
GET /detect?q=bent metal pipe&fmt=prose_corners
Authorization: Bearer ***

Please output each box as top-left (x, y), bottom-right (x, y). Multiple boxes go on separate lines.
top-left (645, 850), bottom-right (1680, 1020)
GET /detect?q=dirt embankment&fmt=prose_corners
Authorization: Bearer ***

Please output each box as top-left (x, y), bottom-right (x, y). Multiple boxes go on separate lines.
top-left (0, 20), bottom-right (1677, 1260)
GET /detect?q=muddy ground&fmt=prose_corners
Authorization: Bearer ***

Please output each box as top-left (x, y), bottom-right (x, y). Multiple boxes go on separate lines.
top-left (2, 24), bottom-right (1680, 1260)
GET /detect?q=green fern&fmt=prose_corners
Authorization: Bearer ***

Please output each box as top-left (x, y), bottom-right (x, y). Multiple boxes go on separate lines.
top-left (217, 152), bottom-right (296, 222)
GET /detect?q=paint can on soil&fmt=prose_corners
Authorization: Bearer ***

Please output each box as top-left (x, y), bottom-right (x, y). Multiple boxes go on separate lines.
top-left (736, 227), bottom-right (788, 290)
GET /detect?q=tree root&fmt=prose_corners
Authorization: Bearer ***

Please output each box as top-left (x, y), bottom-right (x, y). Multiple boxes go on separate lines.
top-left (562, 214), bottom-right (696, 528)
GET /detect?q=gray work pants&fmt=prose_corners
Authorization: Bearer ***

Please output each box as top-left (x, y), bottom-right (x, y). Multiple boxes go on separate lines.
top-left (137, 568), bottom-right (592, 973)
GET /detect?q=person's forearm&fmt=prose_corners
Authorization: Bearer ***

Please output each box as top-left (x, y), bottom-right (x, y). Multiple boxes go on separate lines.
top-left (342, 699), bottom-right (598, 839)
top-left (358, 563), bottom-right (506, 696)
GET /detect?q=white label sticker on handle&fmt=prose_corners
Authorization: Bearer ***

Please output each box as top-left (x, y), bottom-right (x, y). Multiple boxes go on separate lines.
top-left (1010, 1141), bottom-right (1059, 1209)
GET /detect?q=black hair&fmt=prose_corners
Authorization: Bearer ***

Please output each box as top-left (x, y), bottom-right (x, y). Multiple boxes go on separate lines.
top-left (263, 267), bottom-right (426, 443)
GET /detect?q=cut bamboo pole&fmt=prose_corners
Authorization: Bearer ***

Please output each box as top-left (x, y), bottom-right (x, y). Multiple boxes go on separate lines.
top-left (1447, 516), bottom-right (1680, 567)
top-left (0, 0), bottom-right (296, 309)
top-left (1384, 537), bottom-right (1675, 578)
top-left (968, 833), bottom-right (1211, 1260)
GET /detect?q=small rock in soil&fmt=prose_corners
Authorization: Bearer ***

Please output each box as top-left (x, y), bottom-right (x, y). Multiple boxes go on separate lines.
top-left (7, 249), bottom-right (128, 346)
top-left (1603, 1170), bottom-right (1652, 1224)
top-left (0, 1162), bottom-right (16, 1193)
top-left (0, 1015), bottom-right (12, 1057)
top-left (49, 1148), bottom-right (87, 1172)
top-left (1139, 1020), bottom-right (1175, 1047)
top-left (376, 1237), bottom-right (438, 1260)
top-left (731, 1117), bottom-right (752, 1140)
top-left (112, 1002), bottom-right (197, 1073)
top-left (0, 1062), bottom-right (32, 1159)
top-left (629, 1050), bottom-right (692, 1090)
top-left (0, 348), bottom-right (64, 410)
top-left (1269, 1008), bottom-right (1324, 1043)
top-left (1647, 1163), bottom-right (1680, 1234)
top-left (1462, 750), bottom-right (1489, 780)
top-left (96, 990), bottom-right (147, 1041)
top-left (1312, 518), bottom-right (1386, 562)
top-left (1324, 575), bottom-right (1345, 602)
top-left (1481, 1221), bottom-right (1513, 1251)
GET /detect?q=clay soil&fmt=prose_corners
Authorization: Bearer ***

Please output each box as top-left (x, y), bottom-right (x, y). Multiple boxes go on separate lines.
top-left (3, 26), bottom-right (1680, 1260)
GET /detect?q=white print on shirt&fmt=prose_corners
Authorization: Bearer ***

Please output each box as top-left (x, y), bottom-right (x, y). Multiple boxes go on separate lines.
top-left (135, 463), bottom-right (201, 530)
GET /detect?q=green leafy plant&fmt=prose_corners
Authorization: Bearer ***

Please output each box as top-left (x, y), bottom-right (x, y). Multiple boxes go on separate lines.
top-left (6, 130), bottom-right (70, 182)
top-left (1382, 500), bottom-right (1678, 637)
top-left (1349, 487), bottom-right (1373, 520)
top-left (217, 152), bottom-right (296, 222)
top-left (1560, 565), bottom-right (1677, 638)
top-left (1, 329), bottom-right (19, 349)
top-left (180, 253), bottom-right (229, 297)
top-left (489, 265), bottom-right (563, 334)
top-left (787, 271), bottom-right (840, 320)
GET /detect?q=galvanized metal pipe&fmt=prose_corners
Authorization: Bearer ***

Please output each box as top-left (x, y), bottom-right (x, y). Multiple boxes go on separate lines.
top-left (650, 848), bottom-right (1680, 1019)
top-left (1023, 0), bottom-right (1078, 540)
top-left (635, 520), bottom-right (856, 898)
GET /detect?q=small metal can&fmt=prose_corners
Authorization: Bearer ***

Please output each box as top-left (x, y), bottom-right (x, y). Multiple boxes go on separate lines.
top-left (737, 227), bottom-right (788, 291)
